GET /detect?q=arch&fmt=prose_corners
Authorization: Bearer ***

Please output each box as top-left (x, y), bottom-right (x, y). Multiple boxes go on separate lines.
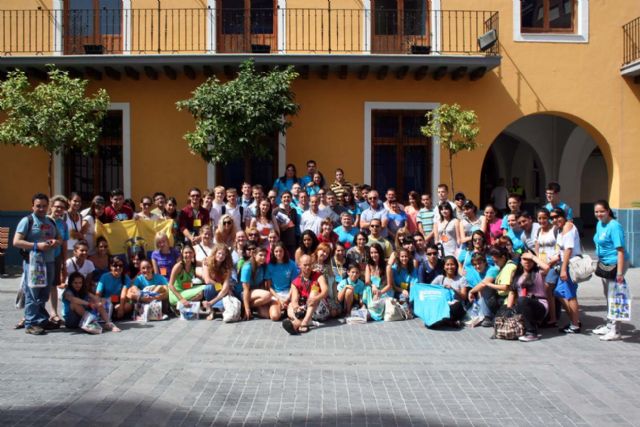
top-left (557, 126), bottom-right (597, 217)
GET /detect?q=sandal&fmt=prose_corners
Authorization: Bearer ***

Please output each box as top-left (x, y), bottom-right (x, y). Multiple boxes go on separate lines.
top-left (50, 316), bottom-right (63, 326)
top-left (282, 319), bottom-right (299, 335)
top-left (14, 319), bottom-right (25, 329)
top-left (104, 322), bottom-right (121, 333)
top-left (206, 312), bottom-right (215, 321)
top-left (298, 324), bottom-right (310, 333)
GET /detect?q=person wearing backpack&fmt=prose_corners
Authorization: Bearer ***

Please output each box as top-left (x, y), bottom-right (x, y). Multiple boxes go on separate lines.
top-left (13, 193), bottom-right (63, 335)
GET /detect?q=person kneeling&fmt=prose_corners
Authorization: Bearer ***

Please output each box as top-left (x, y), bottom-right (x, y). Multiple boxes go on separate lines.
top-left (283, 255), bottom-right (329, 334)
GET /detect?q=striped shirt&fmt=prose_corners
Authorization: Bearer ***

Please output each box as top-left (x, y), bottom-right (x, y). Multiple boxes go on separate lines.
top-left (417, 208), bottom-right (434, 234)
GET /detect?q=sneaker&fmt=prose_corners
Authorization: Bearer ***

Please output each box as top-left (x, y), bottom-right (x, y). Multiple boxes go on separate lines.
top-left (25, 325), bottom-right (45, 335)
top-left (481, 318), bottom-right (494, 328)
top-left (465, 316), bottom-right (484, 328)
top-left (559, 324), bottom-right (581, 334)
top-left (518, 333), bottom-right (540, 342)
top-left (599, 330), bottom-right (621, 341)
top-left (592, 324), bottom-right (611, 335)
top-left (162, 314), bottom-right (170, 321)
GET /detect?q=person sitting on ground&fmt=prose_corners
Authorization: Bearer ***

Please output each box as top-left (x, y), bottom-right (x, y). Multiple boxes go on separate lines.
top-left (417, 243), bottom-right (444, 284)
top-left (201, 244), bottom-right (233, 320)
top-left (388, 248), bottom-right (418, 302)
top-left (236, 246), bottom-right (277, 320)
top-left (129, 260), bottom-right (169, 314)
top-left (466, 253), bottom-right (499, 326)
top-left (337, 264), bottom-right (366, 316)
top-left (313, 243), bottom-right (340, 319)
top-left (282, 254), bottom-right (329, 334)
top-left (167, 244), bottom-right (213, 309)
top-left (63, 272), bottom-right (120, 333)
top-left (96, 258), bottom-right (132, 320)
top-left (431, 256), bottom-right (468, 327)
top-left (266, 242), bottom-right (299, 321)
top-left (151, 232), bottom-right (180, 280)
top-left (507, 252), bottom-right (550, 342)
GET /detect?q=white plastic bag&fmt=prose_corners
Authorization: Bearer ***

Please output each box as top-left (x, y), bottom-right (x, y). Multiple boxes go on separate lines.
top-left (177, 301), bottom-right (201, 320)
top-left (222, 295), bottom-right (242, 323)
top-left (80, 311), bottom-right (103, 334)
top-left (607, 280), bottom-right (632, 321)
top-left (133, 300), bottom-right (163, 322)
top-left (346, 308), bottom-right (368, 324)
top-left (28, 251), bottom-right (47, 288)
top-left (384, 299), bottom-right (408, 322)
top-left (569, 254), bottom-right (595, 283)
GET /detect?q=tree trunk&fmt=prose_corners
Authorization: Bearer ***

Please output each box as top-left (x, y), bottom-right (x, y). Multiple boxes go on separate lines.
top-left (449, 150), bottom-right (455, 195)
top-left (48, 151), bottom-right (53, 197)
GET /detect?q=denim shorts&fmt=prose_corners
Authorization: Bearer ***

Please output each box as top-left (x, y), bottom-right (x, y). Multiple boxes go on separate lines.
top-left (545, 267), bottom-right (559, 285)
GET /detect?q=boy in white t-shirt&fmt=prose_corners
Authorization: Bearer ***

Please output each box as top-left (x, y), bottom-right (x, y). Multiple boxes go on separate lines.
top-left (64, 240), bottom-right (96, 292)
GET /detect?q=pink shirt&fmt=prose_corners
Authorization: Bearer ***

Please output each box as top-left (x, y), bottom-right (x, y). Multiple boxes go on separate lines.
top-left (404, 206), bottom-right (419, 233)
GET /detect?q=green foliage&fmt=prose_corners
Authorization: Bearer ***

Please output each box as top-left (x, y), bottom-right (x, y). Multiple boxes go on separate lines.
top-left (421, 103), bottom-right (480, 192)
top-left (0, 66), bottom-right (110, 156)
top-left (176, 60), bottom-right (299, 164)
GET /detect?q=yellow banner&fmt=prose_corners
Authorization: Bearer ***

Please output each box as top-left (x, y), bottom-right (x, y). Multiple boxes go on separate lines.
top-left (95, 219), bottom-right (174, 255)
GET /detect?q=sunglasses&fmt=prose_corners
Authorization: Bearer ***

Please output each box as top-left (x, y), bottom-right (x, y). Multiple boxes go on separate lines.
top-left (223, 221), bottom-right (233, 225)
top-left (550, 215), bottom-right (559, 219)
top-left (142, 203), bottom-right (152, 207)
top-left (370, 225), bottom-right (380, 228)
top-left (427, 252), bottom-right (438, 256)
top-left (111, 264), bottom-right (123, 269)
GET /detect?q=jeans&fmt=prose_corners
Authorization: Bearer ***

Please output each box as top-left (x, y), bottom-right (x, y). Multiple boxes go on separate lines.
top-left (22, 261), bottom-right (55, 328)
top-left (477, 287), bottom-right (503, 319)
top-left (516, 296), bottom-right (546, 334)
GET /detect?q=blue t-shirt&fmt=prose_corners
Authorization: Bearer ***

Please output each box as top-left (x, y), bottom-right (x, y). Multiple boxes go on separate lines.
top-left (465, 265), bottom-right (499, 287)
top-left (267, 260), bottom-right (298, 293)
top-left (594, 219), bottom-right (628, 265)
top-left (457, 249), bottom-right (495, 271)
top-left (236, 262), bottom-right (267, 295)
top-left (53, 217), bottom-right (69, 258)
top-left (387, 210), bottom-right (408, 235)
top-left (61, 288), bottom-right (89, 319)
top-left (334, 226), bottom-right (358, 249)
top-left (410, 283), bottom-right (454, 327)
top-left (392, 265), bottom-right (418, 291)
top-left (337, 278), bottom-right (365, 301)
top-left (97, 272), bottom-right (131, 301)
top-left (151, 248), bottom-right (180, 279)
top-left (16, 214), bottom-right (60, 263)
top-left (346, 205), bottom-right (362, 221)
top-left (307, 185), bottom-right (321, 196)
top-left (273, 177), bottom-right (298, 203)
top-left (544, 202), bottom-right (574, 221)
top-left (506, 228), bottom-right (525, 253)
top-left (132, 273), bottom-right (168, 290)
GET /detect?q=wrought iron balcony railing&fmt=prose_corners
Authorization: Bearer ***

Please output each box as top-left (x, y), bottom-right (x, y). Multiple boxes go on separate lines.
top-left (0, 8), bottom-right (499, 56)
top-left (623, 17), bottom-right (640, 66)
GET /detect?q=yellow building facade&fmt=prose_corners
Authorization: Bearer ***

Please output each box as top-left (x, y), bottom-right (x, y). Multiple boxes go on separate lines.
top-left (1, 0), bottom-right (639, 263)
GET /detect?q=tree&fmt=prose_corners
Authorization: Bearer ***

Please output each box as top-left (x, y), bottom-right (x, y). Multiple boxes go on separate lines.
top-left (176, 60), bottom-right (299, 170)
top-left (0, 66), bottom-right (110, 196)
top-left (421, 103), bottom-right (480, 194)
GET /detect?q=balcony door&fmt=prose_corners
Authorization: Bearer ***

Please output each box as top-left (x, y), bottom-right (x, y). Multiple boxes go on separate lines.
top-left (64, 0), bottom-right (122, 54)
top-left (217, 0), bottom-right (277, 53)
top-left (372, 0), bottom-right (429, 54)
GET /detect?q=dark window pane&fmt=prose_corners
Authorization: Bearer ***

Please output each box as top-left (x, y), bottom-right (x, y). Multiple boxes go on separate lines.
top-left (68, 8), bottom-right (94, 37)
top-left (403, 145), bottom-right (427, 194)
top-left (251, 0), bottom-right (273, 34)
top-left (404, 0), bottom-right (426, 36)
top-left (99, 0), bottom-right (121, 35)
top-left (373, 145), bottom-right (397, 194)
top-left (402, 115), bottom-right (427, 137)
top-left (549, 0), bottom-right (573, 29)
top-left (374, 0), bottom-right (398, 36)
top-left (374, 115), bottom-right (399, 138)
top-left (521, 0), bottom-right (544, 28)
top-left (220, 136), bottom-right (276, 190)
top-left (222, 0), bottom-right (245, 34)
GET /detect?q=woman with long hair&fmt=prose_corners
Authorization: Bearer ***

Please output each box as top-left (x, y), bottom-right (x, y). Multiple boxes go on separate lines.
top-left (266, 241), bottom-right (298, 321)
top-left (249, 199), bottom-right (279, 249)
top-left (346, 231), bottom-right (369, 272)
top-left (272, 163), bottom-right (299, 203)
top-left (214, 214), bottom-right (238, 249)
top-left (237, 246), bottom-right (277, 320)
top-left (433, 202), bottom-right (460, 257)
top-left (432, 255), bottom-right (468, 326)
top-left (295, 230), bottom-right (319, 265)
top-left (201, 244), bottom-right (233, 320)
top-left (82, 195), bottom-right (107, 255)
top-left (458, 200), bottom-right (483, 247)
top-left (66, 192), bottom-right (84, 258)
top-left (481, 203), bottom-right (503, 246)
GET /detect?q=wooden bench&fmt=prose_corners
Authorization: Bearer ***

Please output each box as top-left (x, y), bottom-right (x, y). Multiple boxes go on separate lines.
top-left (0, 227), bottom-right (9, 275)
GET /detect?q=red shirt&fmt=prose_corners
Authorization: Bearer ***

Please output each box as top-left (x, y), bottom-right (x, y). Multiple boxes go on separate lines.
top-left (178, 205), bottom-right (210, 234)
top-left (292, 272), bottom-right (322, 300)
top-left (103, 205), bottom-right (134, 223)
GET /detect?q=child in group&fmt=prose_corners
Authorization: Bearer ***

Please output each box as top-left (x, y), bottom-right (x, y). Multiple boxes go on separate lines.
top-left (337, 264), bottom-right (366, 315)
top-left (97, 258), bottom-right (133, 320)
top-left (129, 260), bottom-right (169, 314)
top-left (63, 272), bottom-right (120, 332)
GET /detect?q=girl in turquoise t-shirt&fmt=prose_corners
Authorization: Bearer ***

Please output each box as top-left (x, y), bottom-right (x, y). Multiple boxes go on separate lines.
top-left (337, 264), bottom-right (366, 315)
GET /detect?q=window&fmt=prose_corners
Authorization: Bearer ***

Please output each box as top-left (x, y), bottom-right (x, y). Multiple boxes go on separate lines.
top-left (521, 0), bottom-right (575, 33)
top-left (218, 0), bottom-right (276, 53)
top-left (371, 0), bottom-right (429, 53)
top-left (64, 0), bottom-right (122, 54)
top-left (216, 136), bottom-right (278, 190)
top-left (513, 0), bottom-right (588, 43)
top-left (371, 110), bottom-right (431, 198)
top-left (65, 111), bottom-right (123, 201)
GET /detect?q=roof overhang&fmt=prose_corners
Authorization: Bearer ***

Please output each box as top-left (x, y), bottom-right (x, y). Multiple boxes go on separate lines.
top-left (0, 54), bottom-right (501, 82)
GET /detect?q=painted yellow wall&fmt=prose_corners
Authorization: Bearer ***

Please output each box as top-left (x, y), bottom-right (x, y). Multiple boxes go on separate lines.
top-left (1, 0), bottom-right (639, 210)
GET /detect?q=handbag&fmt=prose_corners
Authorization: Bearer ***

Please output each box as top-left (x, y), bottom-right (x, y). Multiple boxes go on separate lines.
top-left (568, 254), bottom-right (595, 283)
top-left (492, 308), bottom-right (525, 340)
top-left (367, 296), bottom-right (386, 321)
top-left (222, 295), bottom-right (242, 323)
top-left (595, 261), bottom-right (617, 280)
top-left (384, 298), bottom-right (409, 322)
top-left (346, 308), bottom-right (368, 324)
top-left (177, 301), bottom-right (201, 320)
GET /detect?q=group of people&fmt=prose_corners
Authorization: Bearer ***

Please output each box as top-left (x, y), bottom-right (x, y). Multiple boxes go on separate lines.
top-left (14, 159), bottom-right (629, 341)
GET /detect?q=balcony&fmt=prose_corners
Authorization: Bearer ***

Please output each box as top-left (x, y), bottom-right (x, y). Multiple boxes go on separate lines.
top-left (0, 7), bottom-right (500, 81)
top-left (622, 17), bottom-right (640, 82)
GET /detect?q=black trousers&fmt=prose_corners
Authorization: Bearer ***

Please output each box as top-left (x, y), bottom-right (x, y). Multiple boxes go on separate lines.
top-left (517, 296), bottom-right (546, 334)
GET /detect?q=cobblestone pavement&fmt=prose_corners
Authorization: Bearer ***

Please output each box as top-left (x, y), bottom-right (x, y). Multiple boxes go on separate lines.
top-left (1, 272), bottom-right (640, 427)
